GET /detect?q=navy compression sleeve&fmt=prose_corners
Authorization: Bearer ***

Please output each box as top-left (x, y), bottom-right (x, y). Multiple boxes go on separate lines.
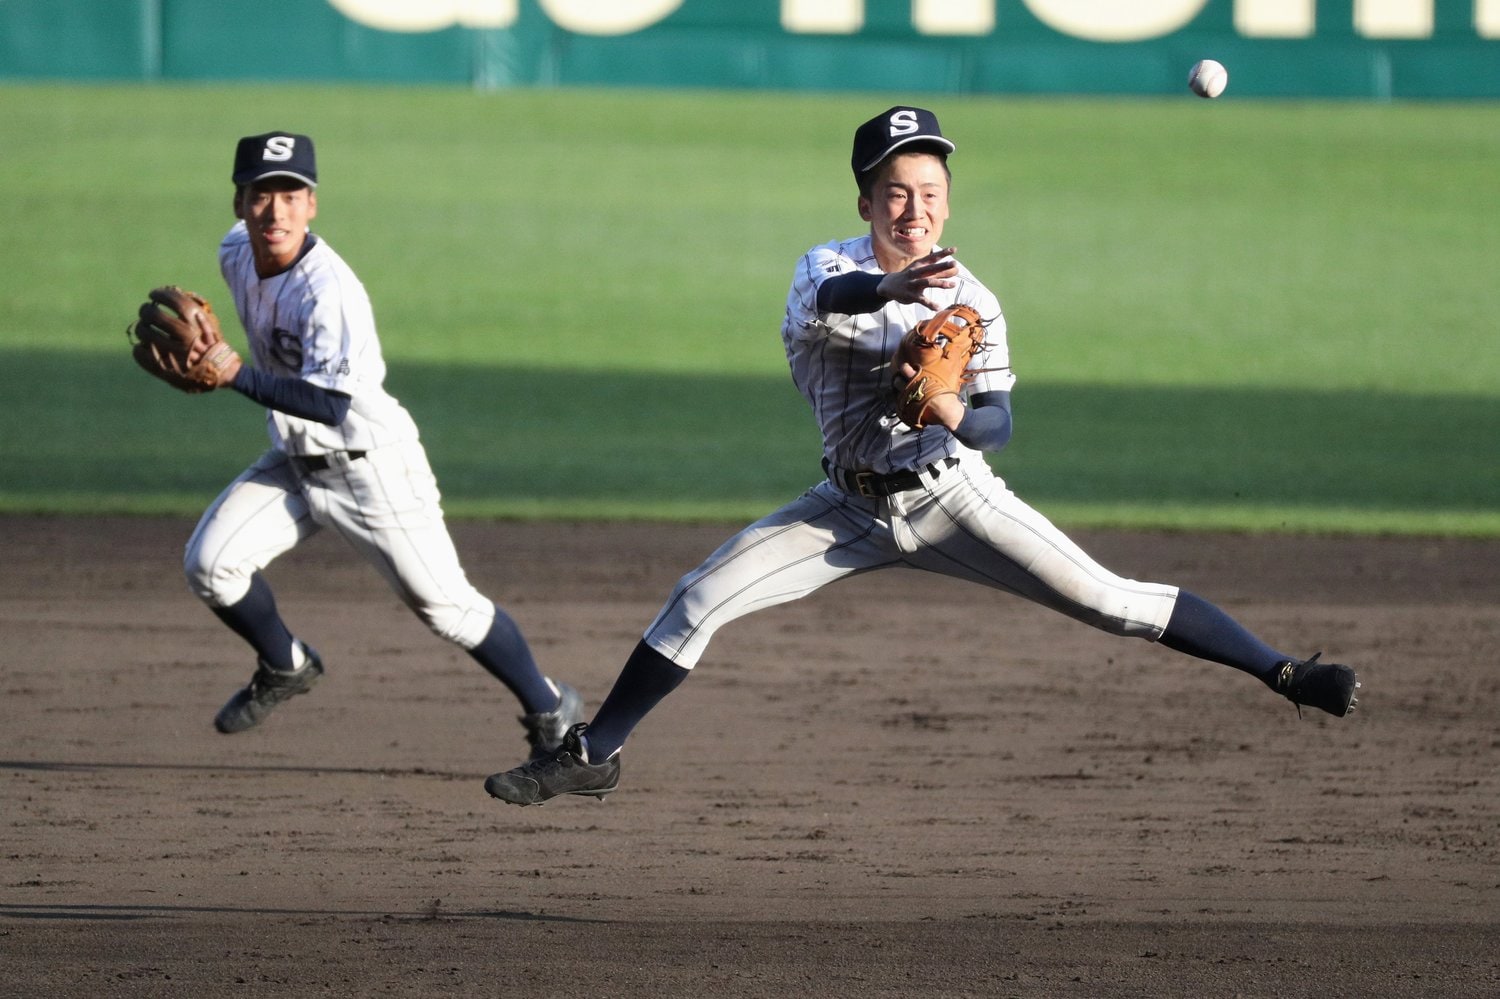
top-left (953, 390), bottom-right (1013, 452)
top-left (816, 271), bottom-right (885, 315)
top-left (231, 367), bottom-right (351, 426)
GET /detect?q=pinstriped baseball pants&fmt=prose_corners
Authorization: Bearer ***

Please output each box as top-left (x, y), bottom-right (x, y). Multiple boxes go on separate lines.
top-left (183, 443), bottom-right (497, 650)
top-left (643, 458), bottom-right (1178, 669)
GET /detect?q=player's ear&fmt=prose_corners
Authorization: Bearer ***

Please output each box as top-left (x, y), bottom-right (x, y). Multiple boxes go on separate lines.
top-left (232, 188), bottom-right (245, 220)
top-left (306, 191), bottom-right (318, 220)
top-left (857, 195), bottom-right (872, 222)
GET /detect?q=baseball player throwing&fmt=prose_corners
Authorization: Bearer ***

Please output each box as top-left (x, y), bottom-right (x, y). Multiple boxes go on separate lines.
top-left (484, 106), bottom-right (1359, 805)
top-left (169, 131), bottom-right (582, 754)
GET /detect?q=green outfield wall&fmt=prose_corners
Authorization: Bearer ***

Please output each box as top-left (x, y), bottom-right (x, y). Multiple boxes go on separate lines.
top-left (2, 0), bottom-right (1497, 97)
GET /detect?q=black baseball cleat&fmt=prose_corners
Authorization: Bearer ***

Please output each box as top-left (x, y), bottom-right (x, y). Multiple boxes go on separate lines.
top-left (485, 723), bottom-right (620, 805)
top-left (519, 681), bottom-right (586, 760)
top-left (1273, 653), bottom-right (1359, 717)
top-left (214, 645), bottom-right (324, 733)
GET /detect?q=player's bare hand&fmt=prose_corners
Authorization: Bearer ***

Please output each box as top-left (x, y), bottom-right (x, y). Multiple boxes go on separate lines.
top-left (877, 247), bottom-right (959, 310)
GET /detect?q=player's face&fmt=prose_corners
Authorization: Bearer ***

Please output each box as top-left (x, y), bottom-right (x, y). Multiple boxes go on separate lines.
top-left (235, 180), bottom-right (318, 275)
top-left (859, 153), bottom-right (950, 272)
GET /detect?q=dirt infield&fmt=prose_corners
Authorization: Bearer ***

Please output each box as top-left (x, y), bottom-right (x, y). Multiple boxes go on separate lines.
top-left (3, 515), bottom-right (1498, 998)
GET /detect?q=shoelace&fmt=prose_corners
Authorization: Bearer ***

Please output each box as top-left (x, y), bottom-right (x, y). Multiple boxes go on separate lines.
top-left (1276, 653), bottom-right (1325, 719)
top-left (517, 728), bottom-right (586, 768)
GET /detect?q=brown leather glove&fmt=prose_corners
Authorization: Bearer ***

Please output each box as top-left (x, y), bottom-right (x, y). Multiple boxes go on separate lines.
top-left (892, 304), bottom-right (987, 429)
top-left (127, 286), bottom-right (241, 393)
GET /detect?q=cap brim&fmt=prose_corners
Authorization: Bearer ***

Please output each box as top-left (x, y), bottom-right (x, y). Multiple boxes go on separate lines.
top-left (234, 169), bottom-right (317, 188)
top-left (856, 135), bottom-right (956, 173)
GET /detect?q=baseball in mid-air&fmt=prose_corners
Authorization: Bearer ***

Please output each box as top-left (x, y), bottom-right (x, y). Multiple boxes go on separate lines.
top-left (1188, 59), bottom-right (1229, 99)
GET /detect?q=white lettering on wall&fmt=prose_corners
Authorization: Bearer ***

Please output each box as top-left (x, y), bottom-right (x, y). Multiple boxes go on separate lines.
top-left (538, 0), bottom-right (684, 35)
top-left (324, 0), bottom-right (1497, 41)
top-left (1020, 0), bottom-right (1209, 42)
top-left (1235, 0), bottom-right (1314, 37)
top-left (781, 0), bottom-right (862, 34)
top-left (1481, 0), bottom-right (1500, 36)
top-left (324, 0), bottom-right (516, 31)
top-left (1235, 0), bottom-right (1449, 38)
top-left (913, 0), bottom-right (994, 36)
top-left (1356, 0), bottom-right (1432, 37)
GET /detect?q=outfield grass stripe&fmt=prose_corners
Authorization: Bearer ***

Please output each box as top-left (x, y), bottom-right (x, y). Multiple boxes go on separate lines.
top-left (1, 85), bottom-right (1495, 533)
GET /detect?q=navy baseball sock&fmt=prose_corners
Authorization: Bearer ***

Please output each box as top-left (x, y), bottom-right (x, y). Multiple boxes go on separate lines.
top-left (1158, 589), bottom-right (1287, 683)
top-left (468, 606), bottom-right (557, 715)
top-left (211, 572), bottom-right (299, 671)
top-left (582, 640), bottom-right (689, 761)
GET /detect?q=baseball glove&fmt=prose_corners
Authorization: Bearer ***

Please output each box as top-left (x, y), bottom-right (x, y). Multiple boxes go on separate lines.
top-left (892, 304), bottom-right (987, 429)
top-left (127, 286), bottom-right (241, 393)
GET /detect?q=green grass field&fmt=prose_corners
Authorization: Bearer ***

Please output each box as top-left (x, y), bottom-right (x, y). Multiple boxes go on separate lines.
top-left (2, 84), bottom-right (1496, 533)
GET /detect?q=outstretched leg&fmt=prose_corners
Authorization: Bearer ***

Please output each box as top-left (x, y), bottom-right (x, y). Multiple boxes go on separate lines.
top-left (468, 606), bottom-right (585, 757)
top-left (484, 485), bottom-right (891, 805)
top-left (184, 452), bottom-right (326, 733)
top-left (466, 605), bottom-right (556, 714)
top-left (206, 568), bottom-right (326, 732)
top-left (901, 466), bottom-right (1359, 717)
top-left (1160, 590), bottom-right (1358, 716)
top-left (579, 640), bottom-right (688, 761)
top-left (210, 571), bottom-right (299, 670)
top-left (321, 441), bottom-right (582, 753)
top-left (1158, 589), bottom-right (1287, 680)
top-left (480, 640), bottom-right (680, 806)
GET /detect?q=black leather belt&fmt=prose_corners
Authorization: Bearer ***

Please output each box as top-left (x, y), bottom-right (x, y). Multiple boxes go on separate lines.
top-left (292, 450), bottom-right (366, 472)
top-left (824, 457), bottom-right (959, 498)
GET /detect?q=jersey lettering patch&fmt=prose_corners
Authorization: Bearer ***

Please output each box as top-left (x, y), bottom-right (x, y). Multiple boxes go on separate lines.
top-left (270, 327), bottom-right (302, 370)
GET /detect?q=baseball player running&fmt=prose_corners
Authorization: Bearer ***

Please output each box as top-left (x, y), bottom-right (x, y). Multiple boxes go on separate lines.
top-left (484, 106), bottom-right (1359, 806)
top-left (177, 131), bottom-right (582, 754)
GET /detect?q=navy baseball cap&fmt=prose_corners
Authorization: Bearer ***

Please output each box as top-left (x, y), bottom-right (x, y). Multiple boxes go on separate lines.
top-left (232, 132), bottom-right (317, 188)
top-left (850, 106), bottom-right (955, 179)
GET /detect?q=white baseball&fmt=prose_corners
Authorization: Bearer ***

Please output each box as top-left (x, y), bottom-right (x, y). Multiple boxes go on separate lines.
top-left (1188, 59), bottom-right (1228, 99)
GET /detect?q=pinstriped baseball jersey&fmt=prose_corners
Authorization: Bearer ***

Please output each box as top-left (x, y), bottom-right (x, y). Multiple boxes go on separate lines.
top-left (783, 234), bottom-right (1016, 475)
top-left (219, 220), bottom-right (420, 457)
top-left (196, 219), bottom-right (497, 650)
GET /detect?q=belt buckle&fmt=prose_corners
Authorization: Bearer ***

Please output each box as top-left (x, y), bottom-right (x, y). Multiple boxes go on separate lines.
top-left (853, 471), bottom-right (879, 498)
